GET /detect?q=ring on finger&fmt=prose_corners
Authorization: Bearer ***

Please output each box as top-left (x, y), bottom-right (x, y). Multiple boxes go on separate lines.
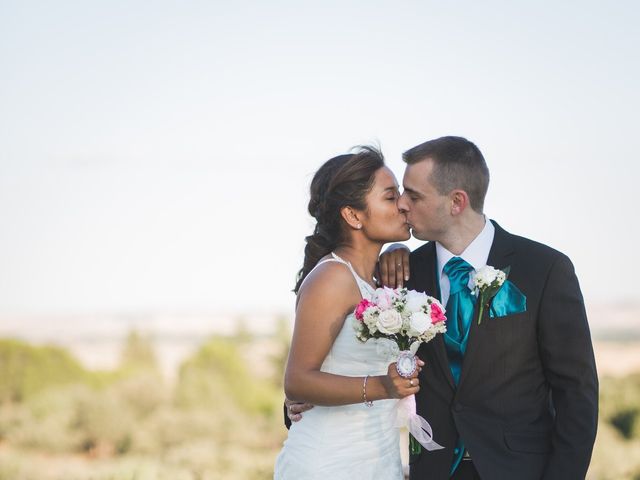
top-left (409, 379), bottom-right (414, 387)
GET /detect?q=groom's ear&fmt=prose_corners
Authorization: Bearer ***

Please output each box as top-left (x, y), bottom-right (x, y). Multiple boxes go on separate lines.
top-left (340, 206), bottom-right (362, 230)
top-left (450, 189), bottom-right (470, 216)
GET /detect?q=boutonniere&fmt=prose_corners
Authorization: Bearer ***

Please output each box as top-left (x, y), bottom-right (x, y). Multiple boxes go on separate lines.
top-left (471, 265), bottom-right (511, 325)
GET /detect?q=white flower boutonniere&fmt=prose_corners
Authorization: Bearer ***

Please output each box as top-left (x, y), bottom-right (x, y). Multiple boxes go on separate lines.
top-left (471, 265), bottom-right (511, 325)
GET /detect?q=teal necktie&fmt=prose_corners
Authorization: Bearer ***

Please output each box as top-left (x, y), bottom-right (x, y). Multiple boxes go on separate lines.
top-left (442, 256), bottom-right (475, 477)
top-left (443, 256), bottom-right (475, 384)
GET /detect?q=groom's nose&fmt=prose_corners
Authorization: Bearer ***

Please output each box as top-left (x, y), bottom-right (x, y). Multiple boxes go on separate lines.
top-left (397, 193), bottom-right (409, 212)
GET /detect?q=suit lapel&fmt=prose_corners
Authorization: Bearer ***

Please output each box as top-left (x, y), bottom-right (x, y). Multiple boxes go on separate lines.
top-left (413, 242), bottom-right (456, 390)
top-left (457, 220), bottom-right (515, 387)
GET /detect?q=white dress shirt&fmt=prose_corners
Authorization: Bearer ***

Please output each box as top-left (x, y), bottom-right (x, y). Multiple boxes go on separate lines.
top-left (436, 217), bottom-right (495, 306)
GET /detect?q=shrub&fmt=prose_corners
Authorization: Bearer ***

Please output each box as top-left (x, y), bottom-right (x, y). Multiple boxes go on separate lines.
top-left (175, 336), bottom-right (281, 417)
top-left (0, 339), bottom-right (87, 403)
top-left (611, 408), bottom-right (640, 440)
top-left (70, 386), bottom-right (136, 455)
top-left (118, 331), bottom-right (159, 374)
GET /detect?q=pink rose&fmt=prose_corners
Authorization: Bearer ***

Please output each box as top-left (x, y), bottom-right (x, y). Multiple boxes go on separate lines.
top-left (430, 303), bottom-right (446, 324)
top-left (355, 299), bottom-right (373, 321)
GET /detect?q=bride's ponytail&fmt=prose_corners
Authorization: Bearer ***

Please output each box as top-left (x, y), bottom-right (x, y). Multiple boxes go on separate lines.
top-left (294, 147), bottom-right (384, 293)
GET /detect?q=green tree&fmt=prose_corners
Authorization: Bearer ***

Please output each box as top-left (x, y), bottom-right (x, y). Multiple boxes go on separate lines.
top-left (118, 330), bottom-right (158, 373)
top-left (232, 316), bottom-right (253, 345)
top-left (176, 336), bottom-right (280, 417)
top-left (0, 339), bottom-right (86, 403)
top-left (269, 315), bottom-right (291, 388)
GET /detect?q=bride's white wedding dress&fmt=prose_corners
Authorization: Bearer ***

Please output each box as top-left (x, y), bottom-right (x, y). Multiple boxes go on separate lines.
top-left (274, 253), bottom-right (403, 480)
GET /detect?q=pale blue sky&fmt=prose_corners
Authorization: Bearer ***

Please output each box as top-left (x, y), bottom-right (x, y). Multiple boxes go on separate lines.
top-left (0, 0), bottom-right (638, 316)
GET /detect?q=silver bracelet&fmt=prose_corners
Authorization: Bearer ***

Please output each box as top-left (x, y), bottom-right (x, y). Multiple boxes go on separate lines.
top-left (362, 375), bottom-right (373, 407)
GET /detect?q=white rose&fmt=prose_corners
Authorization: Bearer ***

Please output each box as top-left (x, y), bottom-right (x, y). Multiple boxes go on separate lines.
top-left (376, 309), bottom-right (403, 335)
top-left (477, 266), bottom-right (499, 284)
top-left (408, 311), bottom-right (430, 336)
top-left (405, 290), bottom-right (428, 313)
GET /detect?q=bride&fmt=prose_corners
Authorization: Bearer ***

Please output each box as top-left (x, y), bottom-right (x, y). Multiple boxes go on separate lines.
top-left (274, 147), bottom-right (420, 479)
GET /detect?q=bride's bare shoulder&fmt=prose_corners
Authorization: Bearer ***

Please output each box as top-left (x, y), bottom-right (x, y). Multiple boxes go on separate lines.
top-left (297, 260), bottom-right (358, 306)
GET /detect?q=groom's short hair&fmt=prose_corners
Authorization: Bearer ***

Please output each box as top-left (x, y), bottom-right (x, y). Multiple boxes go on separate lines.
top-left (403, 136), bottom-right (490, 213)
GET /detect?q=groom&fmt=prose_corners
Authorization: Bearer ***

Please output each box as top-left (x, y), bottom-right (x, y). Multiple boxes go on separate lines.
top-left (378, 136), bottom-right (598, 479)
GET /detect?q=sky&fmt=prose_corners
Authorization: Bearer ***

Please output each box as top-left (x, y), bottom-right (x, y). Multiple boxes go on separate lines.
top-left (1, 0), bottom-right (639, 319)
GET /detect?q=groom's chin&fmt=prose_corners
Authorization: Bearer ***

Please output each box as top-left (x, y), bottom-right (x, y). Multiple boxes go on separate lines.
top-left (409, 228), bottom-right (424, 241)
top-left (411, 230), bottom-right (433, 242)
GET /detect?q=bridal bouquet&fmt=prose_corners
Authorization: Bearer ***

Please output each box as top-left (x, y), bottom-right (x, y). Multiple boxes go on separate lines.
top-left (353, 287), bottom-right (447, 355)
top-left (353, 287), bottom-right (447, 454)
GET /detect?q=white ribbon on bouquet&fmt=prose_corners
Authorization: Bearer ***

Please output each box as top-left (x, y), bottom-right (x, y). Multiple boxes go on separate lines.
top-left (396, 394), bottom-right (444, 451)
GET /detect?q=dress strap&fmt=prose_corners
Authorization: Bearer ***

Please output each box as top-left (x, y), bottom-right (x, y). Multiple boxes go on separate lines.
top-left (297, 257), bottom-right (348, 292)
top-left (310, 256), bottom-right (349, 274)
top-left (298, 253), bottom-right (375, 298)
top-left (329, 252), bottom-right (359, 277)
top-left (330, 252), bottom-right (376, 298)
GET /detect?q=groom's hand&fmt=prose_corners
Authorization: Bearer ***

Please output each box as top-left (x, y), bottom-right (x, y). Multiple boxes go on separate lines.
top-left (285, 398), bottom-right (314, 422)
top-left (378, 244), bottom-right (410, 288)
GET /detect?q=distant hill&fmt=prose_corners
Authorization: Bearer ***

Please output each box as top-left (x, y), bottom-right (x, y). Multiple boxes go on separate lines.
top-left (587, 303), bottom-right (640, 341)
top-left (1, 303), bottom-right (639, 376)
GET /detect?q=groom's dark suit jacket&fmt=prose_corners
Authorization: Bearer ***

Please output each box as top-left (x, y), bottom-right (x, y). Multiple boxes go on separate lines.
top-left (408, 221), bottom-right (598, 480)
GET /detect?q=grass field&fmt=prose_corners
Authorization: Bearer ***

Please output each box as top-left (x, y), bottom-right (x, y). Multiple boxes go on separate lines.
top-left (0, 329), bottom-right (639, 480)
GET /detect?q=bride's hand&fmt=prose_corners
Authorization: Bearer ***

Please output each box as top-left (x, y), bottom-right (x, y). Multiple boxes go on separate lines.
top-left (383, 358), bottom-right (424, 398)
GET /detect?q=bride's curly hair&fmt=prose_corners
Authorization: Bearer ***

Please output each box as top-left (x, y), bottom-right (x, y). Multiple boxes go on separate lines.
top-left (294, 146), bottom-right (385, 293)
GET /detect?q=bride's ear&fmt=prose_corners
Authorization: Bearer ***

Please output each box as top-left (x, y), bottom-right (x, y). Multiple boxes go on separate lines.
top-left (340, 206), bottom-right (363, 230)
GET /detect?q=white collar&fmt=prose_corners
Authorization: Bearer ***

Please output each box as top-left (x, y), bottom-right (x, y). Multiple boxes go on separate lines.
top-left (436, 217), bottom-right (495, 278)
